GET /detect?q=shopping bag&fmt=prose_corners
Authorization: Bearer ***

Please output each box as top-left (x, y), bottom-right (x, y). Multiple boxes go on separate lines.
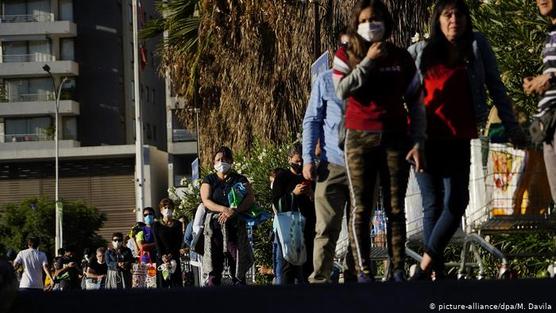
top-left (273, 211), bottom-right (307, 266)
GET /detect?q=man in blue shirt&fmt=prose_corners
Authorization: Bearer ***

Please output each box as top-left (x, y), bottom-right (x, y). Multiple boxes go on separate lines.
top-left (302, 58), bottom-right (356, 283)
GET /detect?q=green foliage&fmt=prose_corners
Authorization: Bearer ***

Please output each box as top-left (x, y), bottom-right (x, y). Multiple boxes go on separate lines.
top-left (0, 197), bottom-right (107, 258)
top-left (479, 233), bottom-right (556, 278)
top-left (470, 0), bottom-right (547, 115)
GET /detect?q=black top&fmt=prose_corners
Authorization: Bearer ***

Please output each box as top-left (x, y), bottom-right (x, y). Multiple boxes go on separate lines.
top-left (88, 258), bottom-right (107, 276)
top-left (271, 169), bottom-right (316, 226)
top-left (153, 221), bottom-right (183, 260)
top-left (202, 172), bottom-right (249, 208)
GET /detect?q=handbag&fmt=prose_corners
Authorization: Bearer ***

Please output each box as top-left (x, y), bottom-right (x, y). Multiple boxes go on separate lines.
top-left (272, 195), bottom-right (307, 266)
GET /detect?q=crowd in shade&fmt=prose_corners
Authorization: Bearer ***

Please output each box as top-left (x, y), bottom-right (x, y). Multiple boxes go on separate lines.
top-left (4, 0), bottom-right (556, 290)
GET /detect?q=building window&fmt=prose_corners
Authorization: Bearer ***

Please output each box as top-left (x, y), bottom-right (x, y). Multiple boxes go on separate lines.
top-left (60, 78), bottom-right (76, 100)
top-left (3, 0), bottom-right (51, 22)
top-left (4, 78), bottom-right (52, 102)
top-left (60, 38), bottom-right (74, 61)
top-left (62, 116), bottom-right (77, 140)
top-left (130, 80), bottom-right (134, 101)
top-left (58, 0), bottom-right (73, 21)
top-left (5, 116), bottom-right (52, 142)
top-left (2, 40), bottom-right (51, 63)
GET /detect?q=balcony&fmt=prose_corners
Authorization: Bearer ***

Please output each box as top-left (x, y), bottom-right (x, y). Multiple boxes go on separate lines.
top-left (4, 132), bottom-right (52, 143)
top-left (0, 98), bottom-right (79, 117)
top-left (0, 14), bottom-right (76, 38)
top-left (0, 60), bottom-right (78, 77)
top-left (2, 53), bottom-right (55, 63)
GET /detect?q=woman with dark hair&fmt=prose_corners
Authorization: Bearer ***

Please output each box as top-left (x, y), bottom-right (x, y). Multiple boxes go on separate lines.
top-left (270, 144), bottom-right (316, 284)
top-left (200, 146), bottom-right (254, 286)
top-left (333, 0), bottom-right (426, 282)
top-left (152, 199), bottom-right (183, 287)
top-left (408, 0), bottom-right (525, 280)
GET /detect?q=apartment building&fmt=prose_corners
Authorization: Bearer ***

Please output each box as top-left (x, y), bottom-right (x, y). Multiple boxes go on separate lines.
top-left (0, 0), bottom-right (197, 240)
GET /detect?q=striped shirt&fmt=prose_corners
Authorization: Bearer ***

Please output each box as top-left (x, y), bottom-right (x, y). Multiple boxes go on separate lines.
top-left (540, 25), bottom-right (556, 113)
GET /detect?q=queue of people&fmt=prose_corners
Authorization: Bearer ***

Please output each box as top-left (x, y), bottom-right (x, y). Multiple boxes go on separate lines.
top-left (6, 0), bottom-right (556, 289)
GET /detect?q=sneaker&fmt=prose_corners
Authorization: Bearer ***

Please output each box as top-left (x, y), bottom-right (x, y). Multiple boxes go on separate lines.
top-left (409, 265), bottom-right (431, 281)
top-left (357, 271), bottom-right (375, 283)
top-left (391, 269), bottom-right (406, 282)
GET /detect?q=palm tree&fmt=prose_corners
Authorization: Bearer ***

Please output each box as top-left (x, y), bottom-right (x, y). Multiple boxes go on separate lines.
top-left (146, 0), bottom-right (431, 164)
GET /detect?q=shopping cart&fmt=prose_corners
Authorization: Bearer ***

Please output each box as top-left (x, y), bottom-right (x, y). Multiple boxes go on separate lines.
top-left (333, 186), bottom-right (391, 281)
top-left (405, 139), bottom-right (556, 279)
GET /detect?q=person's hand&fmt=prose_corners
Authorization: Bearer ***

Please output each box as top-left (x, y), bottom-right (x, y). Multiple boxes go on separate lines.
top-left (366, 42), bottom-right (387, 61)
top-left (523, 75), bottom-right (551, 95)
top-left (218, 207), bottom-right (235, 224)
top-left (302, 163), bottom-right (315, 181)
top-left (405, 145), bottom-right (424, 172)
top-left (292, 183), bottom-right (309, 196)
top-left (68, 262), bottom-right (77, 268)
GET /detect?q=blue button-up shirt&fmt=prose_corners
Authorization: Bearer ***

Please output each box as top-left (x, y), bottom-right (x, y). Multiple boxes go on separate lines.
top-left (302, 69), bottom-right (345, 167)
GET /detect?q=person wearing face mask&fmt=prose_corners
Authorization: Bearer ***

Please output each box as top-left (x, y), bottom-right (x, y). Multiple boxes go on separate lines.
top-left (136, 207), bottom-right (157, 264)
top-left (407, 0), bottom-right (526, 281)
top-left (333, 0), bottom-right (426, 283)
top-left (152, 198), bottom-right (183, 288)
top-left (85, 247), bottom-right (107, 289)
top-left (200, 146), bottom-right (255, 286)
top-left (105, 232), bottom-right (133, 289)
top-left (270, 144), bottom-right (316, 284)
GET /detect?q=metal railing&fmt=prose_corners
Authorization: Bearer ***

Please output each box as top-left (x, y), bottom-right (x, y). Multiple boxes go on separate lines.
top-left (2, 53), bottom-right (56, 63)
top-left (0, 13), bottom-right (54, 23)
top-left (5, 92), bottom-right (55, 102)
top-left (172, 129), bottom-right (197, 142)
top-left (4, 133), bottom-right (51, 142)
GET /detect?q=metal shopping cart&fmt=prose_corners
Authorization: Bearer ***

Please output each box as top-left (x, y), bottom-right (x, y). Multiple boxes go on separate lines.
top-left (405, 139), bottom-right (556, 279)
top-left (333, 186), bottom-right (391, 281)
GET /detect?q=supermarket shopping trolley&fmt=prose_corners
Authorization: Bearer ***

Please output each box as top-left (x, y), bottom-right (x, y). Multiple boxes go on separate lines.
top-left (405, 139), bottom-right (556, 279)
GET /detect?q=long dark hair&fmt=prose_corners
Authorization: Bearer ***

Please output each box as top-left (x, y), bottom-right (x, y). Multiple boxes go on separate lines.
top-left (420, 0), bottom-right (474, 73)
top-left (346, 0), bottom-right (393, 68)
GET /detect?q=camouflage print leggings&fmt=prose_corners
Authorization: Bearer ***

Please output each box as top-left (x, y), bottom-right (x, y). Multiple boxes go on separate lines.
top-left (344, 129), bottom-right (410, 275)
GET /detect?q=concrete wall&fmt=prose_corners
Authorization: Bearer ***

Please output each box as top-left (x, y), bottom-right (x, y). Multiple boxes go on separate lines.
top-left (143, 145), bottom-right (168, 208)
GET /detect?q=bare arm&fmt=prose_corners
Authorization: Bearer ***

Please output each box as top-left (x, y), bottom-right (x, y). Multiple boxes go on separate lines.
top-left (42, 264), bottom-right (53, 283)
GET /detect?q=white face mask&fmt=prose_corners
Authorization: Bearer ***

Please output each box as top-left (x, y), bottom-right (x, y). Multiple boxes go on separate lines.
top-left (161, 208), bottom-right (173, 219)
top-left (357, 21), bottom-right (385, 43)
top-left (112, 241), bottom-right (122, 249)
top-left (214, 161), bottom-right (231, 174)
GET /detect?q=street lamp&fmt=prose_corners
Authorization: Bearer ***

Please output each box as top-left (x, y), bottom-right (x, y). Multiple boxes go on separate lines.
top-left (43, 64), bottom-right (68, 253)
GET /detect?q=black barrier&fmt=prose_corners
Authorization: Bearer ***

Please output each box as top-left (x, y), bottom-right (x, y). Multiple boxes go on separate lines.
top-left (5, 279), bottom-right (556, 313)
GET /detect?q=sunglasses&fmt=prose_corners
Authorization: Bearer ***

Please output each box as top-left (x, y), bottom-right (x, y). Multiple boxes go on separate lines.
top-left (112, 239), bottom-right (122, 242)
top-left (143, 213), bottom-right (154, 217)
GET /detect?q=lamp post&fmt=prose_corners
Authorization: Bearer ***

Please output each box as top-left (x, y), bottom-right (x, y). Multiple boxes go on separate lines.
top-left (43, 64), bottom-right (68, 253)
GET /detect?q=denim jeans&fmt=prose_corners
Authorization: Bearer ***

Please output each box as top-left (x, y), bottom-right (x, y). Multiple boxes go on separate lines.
top-left (273, 232), bottom-right (304, 285)
top-left (416, 139), bottom-right (470, 265)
